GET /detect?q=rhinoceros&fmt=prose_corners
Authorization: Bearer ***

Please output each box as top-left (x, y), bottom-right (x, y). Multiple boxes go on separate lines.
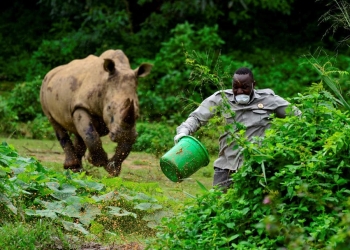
top-left (40, 49), bottom-right (152, 176)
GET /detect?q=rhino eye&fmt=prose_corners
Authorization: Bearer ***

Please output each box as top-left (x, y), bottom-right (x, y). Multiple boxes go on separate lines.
top-left (107, 106), bottom-right (111, 110)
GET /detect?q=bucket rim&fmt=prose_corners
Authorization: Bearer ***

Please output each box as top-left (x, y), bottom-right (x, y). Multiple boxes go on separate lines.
top-left (179, 135), bottom-right (210, 164)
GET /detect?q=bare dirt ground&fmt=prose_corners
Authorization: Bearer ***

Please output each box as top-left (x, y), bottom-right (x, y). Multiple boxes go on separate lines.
top-left (79, 242), bottom-right (144, 250)
top-left (19, 139), bottom-right (159, 174)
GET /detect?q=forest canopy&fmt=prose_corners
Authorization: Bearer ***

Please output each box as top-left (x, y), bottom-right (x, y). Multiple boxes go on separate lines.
top-left (0, 0), bottom-right (349, 122)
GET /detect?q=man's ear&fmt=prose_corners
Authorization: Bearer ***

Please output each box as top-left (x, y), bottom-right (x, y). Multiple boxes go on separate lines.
top-left (253, 80), bottom-right (256, 88)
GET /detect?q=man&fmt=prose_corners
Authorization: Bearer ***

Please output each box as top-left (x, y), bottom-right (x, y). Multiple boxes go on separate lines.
top-left (174, 67), bottom-right (292, 192)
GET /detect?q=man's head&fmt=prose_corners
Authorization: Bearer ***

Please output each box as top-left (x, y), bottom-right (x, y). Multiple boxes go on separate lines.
top-left (232, 67), bottom-right (255, 95)
top-left (232, 67), bottom-right (255, 104)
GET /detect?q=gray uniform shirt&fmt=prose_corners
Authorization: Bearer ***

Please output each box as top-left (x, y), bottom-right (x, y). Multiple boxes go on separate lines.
top-left (176, 89), bottom-right (290, 171)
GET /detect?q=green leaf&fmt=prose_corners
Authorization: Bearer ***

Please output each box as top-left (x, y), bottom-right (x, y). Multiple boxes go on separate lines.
top-left (73, 179), bottom-right (104, 191)
top-left (134, 192), bottom-right (157, 202)
top-left (0, 193), bottom-right (17, 214)
top-left (241, 207), bottom-right (250, 215)
top-left (25, 209), bottom-right (57, 219)
top-left (0, 166), bottom-right (11, 176)
top-left (183, 191), bottom-right (196, 198)
top-left (146, 221), bottom-right (158, 229)
top-left (39, 200), bottom-right (65, 213)
top-left (79, 205), bottom-right (102, 226)
top-left (46, 182), bottom-right (77, 200)
top-left (107, 206), bottom-right (137, 218)
top-left (261, 161), bottom-right (267, 185)
top-left (196, 180), bottom-right (208, 192)
top-left (226, 222), bottom-right (236, 229)
top-left (92, 191), bottom-right (118, 202)
top-left (61, 220), bottom-right (89, 235)
top-left (143, 210), bottom-right (173, 224)
top-left (134, 202), bottom-right (162, 211)
top-left (336, 178), bottom-right (348, 185)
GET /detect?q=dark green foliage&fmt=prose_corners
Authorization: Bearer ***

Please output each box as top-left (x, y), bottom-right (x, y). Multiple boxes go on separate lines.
top-left (0, 77), bottom-right (54, 138)
top-left (134, 122), bottom-right (176, 158)
top-left (26, 114), bottom-right (55, 140)
top-left (1, 0), bottom-right (348, 82)
top-left (0, 0), bottom-right (52, 81)
top-left (319, 0), bottom-right (350, 47)
top-left (4, 77), bottom-right (42, 122)
top-left (148, 82), bottom-right (350, 249)
top-left (1, 1), bottom-right (350, 143)
top-left (137, 22), bottom-right (226, 120)
top-left (1, 0), bottom-right (350, 127)
top-left (26, 33), bottom-right (93, 81)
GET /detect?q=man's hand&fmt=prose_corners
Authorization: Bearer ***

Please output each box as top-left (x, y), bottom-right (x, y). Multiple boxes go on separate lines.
top-left (174, 133), bottom-right (187, 144)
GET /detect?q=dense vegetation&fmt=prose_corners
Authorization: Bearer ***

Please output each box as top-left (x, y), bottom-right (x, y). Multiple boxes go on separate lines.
top-left (1, 0), bottom-right (350, 125)
top-left (148, 60), bottom-right (350, 249)
top-left (0, 141), bottom-right (173, 248)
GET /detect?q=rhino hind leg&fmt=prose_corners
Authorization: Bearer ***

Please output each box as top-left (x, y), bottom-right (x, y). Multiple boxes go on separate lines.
top-left (73, 134), bottom-right (87, 160)
top-left (47, 115), bottom-right (82, 171)
top-left (73, 109), bottom-right (108, 168)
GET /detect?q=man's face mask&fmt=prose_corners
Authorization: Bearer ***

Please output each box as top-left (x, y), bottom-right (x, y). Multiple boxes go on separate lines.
top-left (234, 82), bottom-right (254, 104)
top-left (235, 94), bottom-right (250, 104)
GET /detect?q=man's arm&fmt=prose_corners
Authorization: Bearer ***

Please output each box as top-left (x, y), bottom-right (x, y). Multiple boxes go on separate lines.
top-left (174, 92), bottom-right (222, 143)
top-left (275, 105), bottom-right (302, 118)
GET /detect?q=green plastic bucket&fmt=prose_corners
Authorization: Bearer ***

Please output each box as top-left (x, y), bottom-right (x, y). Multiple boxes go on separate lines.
top-left (160, 136), bottom-right (210, 182)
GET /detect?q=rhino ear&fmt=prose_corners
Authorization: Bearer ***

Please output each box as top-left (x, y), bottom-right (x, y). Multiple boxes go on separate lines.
top-left (135, 63), bottom-right (153, 78)
top-left (103, 59), bottom-right (116, 75)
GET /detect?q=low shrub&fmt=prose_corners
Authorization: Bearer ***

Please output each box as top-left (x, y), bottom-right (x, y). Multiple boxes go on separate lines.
top-left (26, 114), bottom-right (55, 140)
top-left (5, 76), bottom-right (42, 122)
top-left (134, 122), bottom-right (176, 158)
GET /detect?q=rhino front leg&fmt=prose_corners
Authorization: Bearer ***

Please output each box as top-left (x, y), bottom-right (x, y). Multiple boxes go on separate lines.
top-left (72, 109), bottom-right (108, 167)
top-left (105, 143), bottom-right (133, 176)
top-left (105, 130), bottom-right (137, 176)
top-left (46, 115), bottom-right (82, 171)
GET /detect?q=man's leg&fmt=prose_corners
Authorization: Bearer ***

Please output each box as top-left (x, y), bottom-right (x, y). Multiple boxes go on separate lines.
top-left (213, 167), bottom-right (234, 193)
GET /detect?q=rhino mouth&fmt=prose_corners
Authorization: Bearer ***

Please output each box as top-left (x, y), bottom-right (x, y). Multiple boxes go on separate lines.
top-left (109, 131), bottom-right (120, 142)
top-left (109, 127), bottom-right (137, 143)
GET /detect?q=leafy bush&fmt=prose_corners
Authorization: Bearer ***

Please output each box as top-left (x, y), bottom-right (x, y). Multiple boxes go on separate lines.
top-left (26, 32), bottom-right (97, 81)
top-left (0, 77), bottom-right (47, 138)
top-left (147, 81), bottom-right (350, 248)
top-left (133, 119), bottom-right (222, 159)
top-left (134, 122), bottom-right (176, 158)
top-left (3, 77), bottom-right (42, 122)
top-left (25, 114), bottom-right (55, 140)
top-left (0, 95), bottom-right (18, 136)
top-left (137, 22), bottom-right (229, 121)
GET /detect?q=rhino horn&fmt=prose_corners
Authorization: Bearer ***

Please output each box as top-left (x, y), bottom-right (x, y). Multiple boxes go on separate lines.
top-left (121, 99), bottom-right (135, 126)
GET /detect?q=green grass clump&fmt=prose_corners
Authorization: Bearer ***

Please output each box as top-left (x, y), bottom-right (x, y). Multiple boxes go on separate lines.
top-left (0, 221), bottom-right (71, 249)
